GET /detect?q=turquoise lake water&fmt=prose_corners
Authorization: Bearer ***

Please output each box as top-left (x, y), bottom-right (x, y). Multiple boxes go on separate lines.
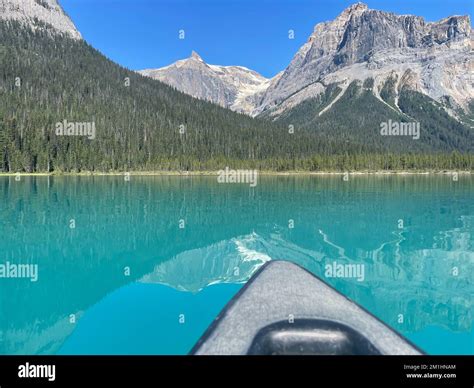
top-left (0, 175), bottom-right (472, 355)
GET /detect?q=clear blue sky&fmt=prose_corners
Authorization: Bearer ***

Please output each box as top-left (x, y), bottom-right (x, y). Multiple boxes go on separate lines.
top-left (61, 0), bottom-right (473, 78)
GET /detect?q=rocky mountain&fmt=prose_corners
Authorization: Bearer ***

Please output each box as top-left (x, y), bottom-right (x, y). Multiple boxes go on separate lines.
top-left (0, 0), bottom-right (81, 40)
top-left (139, 51), bottom-right (280, 115)
top-left (144, 2), bottom-right (472, 126)
top-left (256, 2), bottom-right (473, 120)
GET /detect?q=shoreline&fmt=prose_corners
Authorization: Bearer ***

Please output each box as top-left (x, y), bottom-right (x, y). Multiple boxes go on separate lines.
top-left (0, 170), bottom-right (471, 177)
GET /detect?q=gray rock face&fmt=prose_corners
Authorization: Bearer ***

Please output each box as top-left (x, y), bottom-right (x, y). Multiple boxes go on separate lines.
top-left (0, 0), bottom-right (81, 39)
top-left (256, 2), bottom-right (473, 117)
top-left (139, 51), bottom-right (276, 115)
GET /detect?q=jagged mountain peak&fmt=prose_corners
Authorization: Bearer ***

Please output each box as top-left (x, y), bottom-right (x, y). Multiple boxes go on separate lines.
top-left (0, 0), bottom-right (82, 39)
top-left (138, 54), bottom-right (274, 115)
top-left (339, 2), bottom-right (369, 17)
top-left (190, 50), bottom-right (204, 62)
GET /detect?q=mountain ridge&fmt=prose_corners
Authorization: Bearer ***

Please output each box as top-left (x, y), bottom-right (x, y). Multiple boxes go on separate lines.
top-left (141, 2), bottom-right (473, 124)
top-left (256, 2), bottom-right (472, 119)
top-left (139, 51), bottom-right (281, 115)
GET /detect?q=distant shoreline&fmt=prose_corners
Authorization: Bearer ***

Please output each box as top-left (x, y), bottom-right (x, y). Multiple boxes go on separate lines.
top-left (0, 170), bottom-right (471, 177)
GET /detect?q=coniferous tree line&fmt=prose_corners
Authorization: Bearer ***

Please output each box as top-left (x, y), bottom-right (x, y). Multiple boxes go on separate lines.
top-left (0, 20), bottom-right (472, 173)
top-left (275, 79), bottom-right (474, 153)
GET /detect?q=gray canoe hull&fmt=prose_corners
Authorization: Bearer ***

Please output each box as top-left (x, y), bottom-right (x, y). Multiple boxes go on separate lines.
top-left (192, 261), bottom-right (422, 355)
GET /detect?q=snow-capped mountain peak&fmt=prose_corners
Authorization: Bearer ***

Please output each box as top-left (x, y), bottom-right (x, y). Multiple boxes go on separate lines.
top-left (138, 52), bottom-right (277, 115)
